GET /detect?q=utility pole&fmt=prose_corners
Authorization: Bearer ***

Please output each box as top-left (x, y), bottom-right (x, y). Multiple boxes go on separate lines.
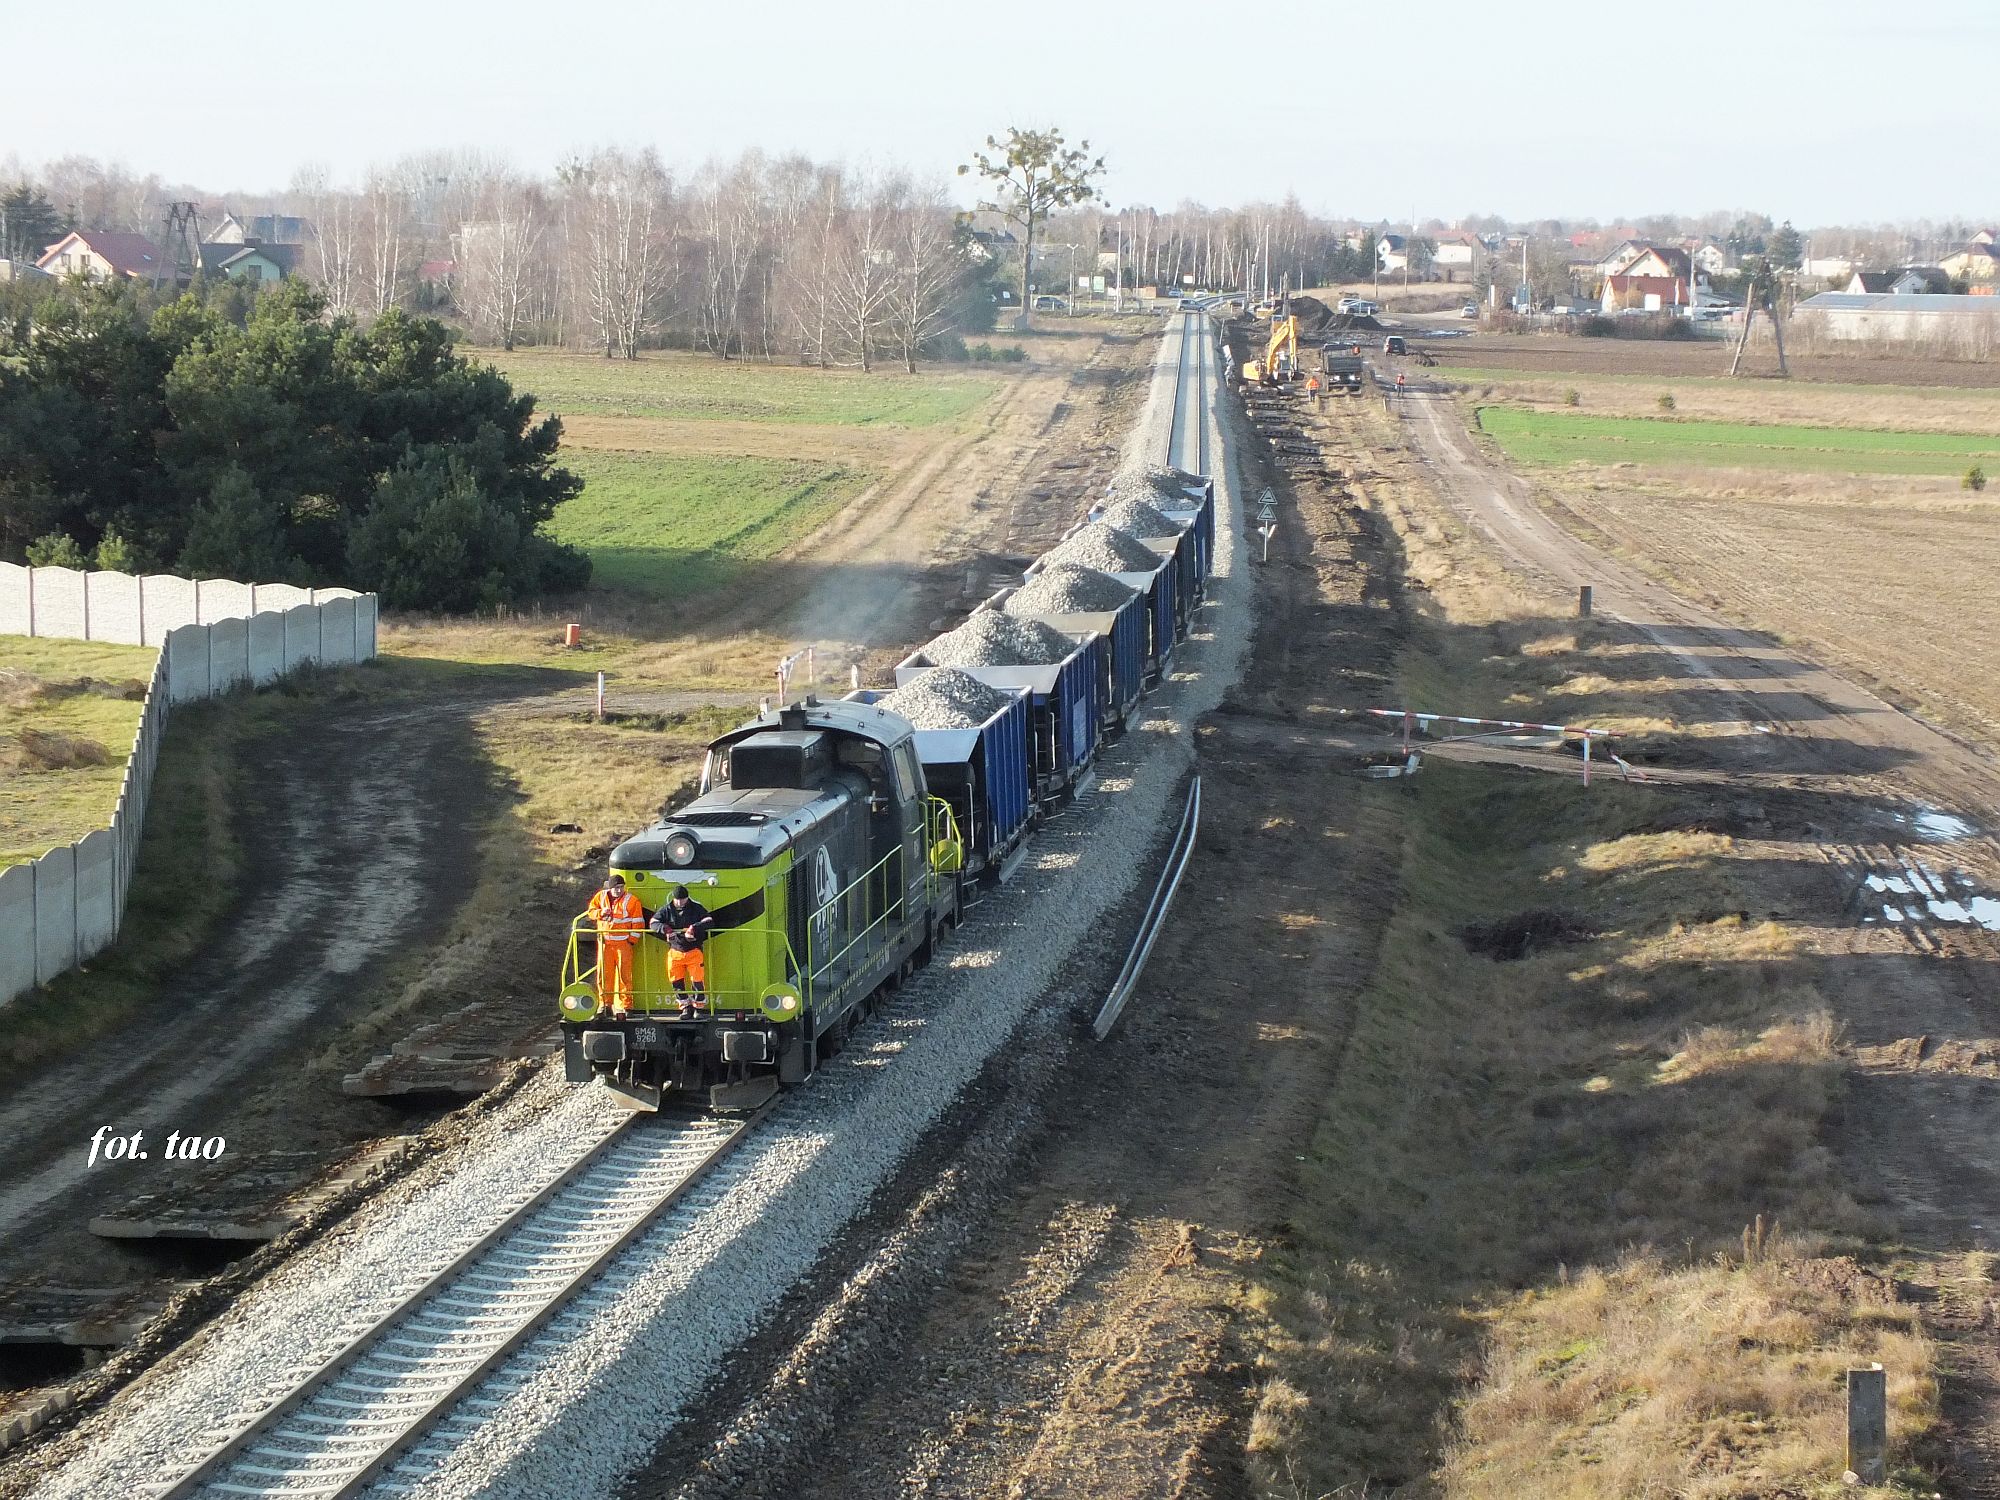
top-left (156, 201), bottom-right (201, 291)
top-left (1113, 213), bottom-right (1123, 312)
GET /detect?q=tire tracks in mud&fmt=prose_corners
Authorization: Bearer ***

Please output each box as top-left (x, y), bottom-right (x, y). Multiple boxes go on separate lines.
top-left (0, 699), bottom-right (492, 1278)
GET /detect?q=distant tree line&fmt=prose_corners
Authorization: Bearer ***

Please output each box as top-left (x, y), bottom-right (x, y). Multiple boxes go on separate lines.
top-left (0, 277), bottom-right (587, 609)
top-left (291, 150), bottom-right (1007, 367)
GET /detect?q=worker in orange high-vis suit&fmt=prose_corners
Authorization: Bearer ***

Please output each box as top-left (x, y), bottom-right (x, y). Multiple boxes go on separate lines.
top-left (587, 876), bottom-right (645, 1015)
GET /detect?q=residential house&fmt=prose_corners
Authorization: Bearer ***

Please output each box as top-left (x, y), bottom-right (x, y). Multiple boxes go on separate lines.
top-left (1377, 233), bottom-right (1408, 273)
top-left (1847, 267), bottom-right (1954, 295)
top-left (1432, 232), bottom-right (1485, 283)
top-left (1799, 253), bottom-right (1855, 281)
top-left (1599, 245), bottom-right (1692, 312)
top-left (205, 212), bottom-right (311, 247)
top-left (1941, 243), bottom-right (2000, 282)
top-left (965, 227), bottom-right (1017, 264)
top-left (1594, 239), bottom-right (1656, 279)
top-left (35, 229), bottom-right (167, 282)
top-left (210, 242), bottom-right (297, 282)
top-left (1686, 239), bottom-right (1727, 275)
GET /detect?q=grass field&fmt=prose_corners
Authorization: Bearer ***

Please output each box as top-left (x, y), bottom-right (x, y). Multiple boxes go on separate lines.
top-left (0, 635), bottom-right (157, 866)
top-left (483, 348), bottom-right (1001, 427)
top-left (547, 449), bottom-right (871, 596)
top-left (1480, 406), bottom-right (2000, 475)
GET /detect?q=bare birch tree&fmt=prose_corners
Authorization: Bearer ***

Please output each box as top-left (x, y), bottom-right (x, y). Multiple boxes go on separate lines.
top-left (887, 182), bottom-right (964, 373)
top-left (459, 172), bottom-right (547, 351)
top-left (293, 164), bottom-right (364, 314)
top-left (827, 175), bottom-right (899, 371)
top-left (361, 167), bottom-right (412, 315)
top-left (563, 149), bottom-right (671, 359)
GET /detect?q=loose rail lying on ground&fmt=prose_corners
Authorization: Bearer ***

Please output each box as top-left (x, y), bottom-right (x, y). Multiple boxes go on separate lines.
top-left (1093, 776), bottom-right (1202, 1041)
top-left (158, 1107), bottom-right (767, 1499)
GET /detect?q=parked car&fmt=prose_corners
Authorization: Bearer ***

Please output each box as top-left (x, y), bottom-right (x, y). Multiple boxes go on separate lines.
top-left (1460, 302), bottom-right (1478, 319)
top-left (1382, 335), bottom-right (1407, 355)
top-left (1031, 295), bottom-right (1068, 312)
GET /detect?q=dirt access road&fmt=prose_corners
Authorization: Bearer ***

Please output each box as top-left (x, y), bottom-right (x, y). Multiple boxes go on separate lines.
top-left (1395, 387), bottom-right (2000, 1486)
top-left (0, 694), bottom-right (492, 1309)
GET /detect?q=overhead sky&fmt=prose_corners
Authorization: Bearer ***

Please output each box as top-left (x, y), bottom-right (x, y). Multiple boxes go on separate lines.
top-left (5, 0), bottom-right (1994, 226)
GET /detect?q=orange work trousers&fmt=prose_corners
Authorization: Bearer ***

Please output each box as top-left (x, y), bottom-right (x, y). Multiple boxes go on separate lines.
top-left (598, 939), bottom-right (635, 1010)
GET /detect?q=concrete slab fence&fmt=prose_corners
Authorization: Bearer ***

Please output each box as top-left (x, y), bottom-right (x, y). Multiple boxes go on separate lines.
top-left (1, 563), bottom-right (378, 1004)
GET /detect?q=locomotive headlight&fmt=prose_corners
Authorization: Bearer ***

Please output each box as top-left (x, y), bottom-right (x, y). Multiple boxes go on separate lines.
top-left (760, 984), bottom-right (802, 1022)
top-left (559, 985), bottom-right (599, 1021)
top-left (665, 832), bottom-right (698, 867)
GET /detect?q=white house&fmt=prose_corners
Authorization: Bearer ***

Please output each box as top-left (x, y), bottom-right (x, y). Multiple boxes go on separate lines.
top-left (1433, 232), bottom-right (1485, 283)
top-left (35, 229), bottom-right (166, 282)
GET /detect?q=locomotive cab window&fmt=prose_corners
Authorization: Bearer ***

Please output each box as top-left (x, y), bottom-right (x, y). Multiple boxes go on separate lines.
top-left (892, 742), bottom-right (924, 802)
top-left (836, 739), bottom-right (890, 800)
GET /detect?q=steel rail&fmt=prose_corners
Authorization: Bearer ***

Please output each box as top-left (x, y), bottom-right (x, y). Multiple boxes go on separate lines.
top-left (1166, 308), bottom-right (1197, 470)
top-left (1092, 776), bottom-right (1202, 1040)
top-left (157, 1104), bottom-right (769, 1499)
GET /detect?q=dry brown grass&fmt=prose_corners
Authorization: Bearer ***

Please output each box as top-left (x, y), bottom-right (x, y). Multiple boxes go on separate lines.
top-left (10, 726), bottom-right (112, 770)
top-left (1243, 397), bottom-right (1935, 1497)
top-left (1443, 1249), bottom-right (1934, 1499)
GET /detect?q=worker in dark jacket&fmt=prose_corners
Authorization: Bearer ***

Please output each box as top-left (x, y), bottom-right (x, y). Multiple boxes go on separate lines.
top-left (651, 885), bottom-right (715, 1017)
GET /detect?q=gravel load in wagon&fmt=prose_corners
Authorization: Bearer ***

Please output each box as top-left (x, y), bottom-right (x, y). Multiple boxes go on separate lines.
top-left (1121, 465), bottom-right (1204, 501)
top-left (1003, 563), bottom-right (1138, 616)
top-left (1042, 522), bottom-right (1161, 575)
top-left (880, 668), bottom-right (1016, 729)
top-left (924, 610), bottom-right (1078, 668)
top-left (1096, 495), bottom-right (1180, 538)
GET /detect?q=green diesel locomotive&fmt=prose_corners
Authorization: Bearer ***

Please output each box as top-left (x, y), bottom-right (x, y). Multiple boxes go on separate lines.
top-left (559, 698), bottom-right (963, 1110)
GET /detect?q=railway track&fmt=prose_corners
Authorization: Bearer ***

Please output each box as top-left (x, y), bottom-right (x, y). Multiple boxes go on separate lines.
top-left (157, 1107), bottom-right (763, 1499)
top-left (1166, 306), bottom-right (1213, 476)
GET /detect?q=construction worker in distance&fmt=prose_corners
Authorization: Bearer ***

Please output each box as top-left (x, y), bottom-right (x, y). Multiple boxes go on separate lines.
top-left (1305, 374), bottom-right (1320, 395)
top-left (652, 885), bottom-right (715, 1019)
top-left (1395, 371), bottom-right (1407, 394)
top-left (587, 876), bottom-right (645, 1016)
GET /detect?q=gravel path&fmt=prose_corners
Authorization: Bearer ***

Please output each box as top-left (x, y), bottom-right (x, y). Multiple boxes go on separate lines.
top-left (23, 310), bottom-right (1238, 1500)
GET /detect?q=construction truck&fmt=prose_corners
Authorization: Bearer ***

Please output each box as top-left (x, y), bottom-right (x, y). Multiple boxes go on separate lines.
top-left (1320, 345), bottom-right (1365, 394)
top-left (1241, 314), bottom-right (1300, 387)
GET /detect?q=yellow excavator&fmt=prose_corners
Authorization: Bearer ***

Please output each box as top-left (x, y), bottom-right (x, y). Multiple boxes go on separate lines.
top-left (1241, 314), bottom-right (1300, 387)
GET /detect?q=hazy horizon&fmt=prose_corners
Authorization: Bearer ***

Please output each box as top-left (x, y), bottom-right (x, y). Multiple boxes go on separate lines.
top-left (6, 0), bottom-right (1996, 227)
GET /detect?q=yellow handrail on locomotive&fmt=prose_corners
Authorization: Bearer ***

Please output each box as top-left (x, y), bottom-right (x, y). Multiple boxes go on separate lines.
top-left (563, 799), bottom-right (961, 1023)
top-left (925, 796), bottom-right (963, 880)
top-left (559, 919), bottom-right (801, 1021)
